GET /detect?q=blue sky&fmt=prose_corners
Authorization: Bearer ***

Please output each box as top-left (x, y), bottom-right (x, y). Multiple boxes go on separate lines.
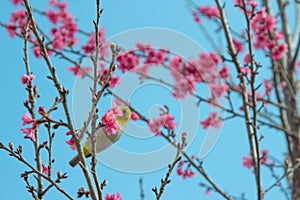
top-left (0, 0), bottom-right (294, 199)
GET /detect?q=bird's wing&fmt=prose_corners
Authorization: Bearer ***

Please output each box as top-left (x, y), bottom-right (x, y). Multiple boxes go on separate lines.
top-left (84, 127), bottom-right (122, 155)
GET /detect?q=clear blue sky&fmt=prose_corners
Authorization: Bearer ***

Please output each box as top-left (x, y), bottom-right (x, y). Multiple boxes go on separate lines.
top-left (0, 0), bottom-right (293, 199)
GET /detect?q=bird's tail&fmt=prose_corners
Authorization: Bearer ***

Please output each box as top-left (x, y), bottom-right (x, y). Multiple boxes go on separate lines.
top-left (69, 154), bottom-right (80, 167)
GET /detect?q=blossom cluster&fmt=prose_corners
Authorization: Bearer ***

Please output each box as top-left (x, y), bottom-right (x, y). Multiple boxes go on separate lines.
top-left (104, 192), bottom-right (122, 200)
top-left (46, 0), bottom-right (78, 50)
top-left (242, 149), bottom-right (272, 169)
top-left (101, 105), bottom-right (122, 136)
top-left (176, 160), bottom-right (196, 179)
top-left (148, 112), bottom-right (177, 135)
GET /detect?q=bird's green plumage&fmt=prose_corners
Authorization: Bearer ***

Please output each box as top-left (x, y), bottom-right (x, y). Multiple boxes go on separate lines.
top-left (69, 106), bottom-right (131, 167)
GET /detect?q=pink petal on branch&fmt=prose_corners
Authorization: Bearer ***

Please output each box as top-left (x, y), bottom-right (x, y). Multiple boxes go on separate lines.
top-left (233, 38), bottom-right (245, 53)
top-left (242, 156), bottom-right (253, 169)
top-left (20, 74), bottom-right (35, 85)
top-left (131, 112), bottom-right (140, 121)
top-left (219, 65), bottom-right (230, 80)
top-left (101, 110), bottom-right (120, 135)
top-left (67, 65), bottom-right (92, 77)
top-left (263, 79), bottom-right (273, 96)
top-left (105, 192), bottom-right (122, 200)
top-left (6, 24), bottom-right (17, 38)
top-left (199, 6), bottom-right (220, 19)
top-left (21, 112), bottom-right (35, 126)
top-left (11, 0), bottom-right (23, 5)
top-left (200, 112), bottom-right (222, 130)
top-left (42, 163), bottom-right (52, 176)
top-left (21, 123), bottom-right (37, 142)
top-left (66, 137), bottom-right (76, 150)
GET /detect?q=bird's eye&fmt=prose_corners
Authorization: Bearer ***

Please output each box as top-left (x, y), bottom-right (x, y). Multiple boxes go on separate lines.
top-left (122, 109), bottom-right (128, 115)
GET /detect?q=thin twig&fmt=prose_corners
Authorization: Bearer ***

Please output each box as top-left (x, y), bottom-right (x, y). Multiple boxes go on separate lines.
top-left (22, 1), bottom-right (97, 199)
top-left (0, 143), bottom-right (73, 200)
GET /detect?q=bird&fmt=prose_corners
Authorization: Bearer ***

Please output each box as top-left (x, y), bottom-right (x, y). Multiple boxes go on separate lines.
top-left (69, 106), bottom-right (131, 167)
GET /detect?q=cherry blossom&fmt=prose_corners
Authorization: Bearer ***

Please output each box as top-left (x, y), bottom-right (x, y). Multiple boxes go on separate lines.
top-left (200, 112), bottom-right (222, 130)
top-left (42, 163), bottom-right (52, 176)
top-left (176, 161), bottom-right (196, 179)
top-left (21, 112), bottom-right (35, 126)
top-left (20, 74), bottom-right (35, 85)
top-left (104, 192), bottom-right (122, 200)
top-left (6, 24), bottom-right (17, 38)
top-left (263, 79), bottom-right (273, 96)
top-left (243, 149), bottom-right (271, 169)
top-left (21, 123), bottom-right (37, 142)
top-left (242, 156), bottom-right (253, 169)
top-left (117, 51), bottom-right (140, 73)
top-left (66, 131), bottom-right (76, 150)
top-left (67, 65), bottom-right (92, 77)
top-left (199, 6), bottom-right (220, 19)
top-left (131, 112), bottom-right (140, 121)
top-left (11, 0), bottom-right (23, 6)
top-left (101, 110), bottom-right (120, 135)
top-left (219, 65), bottom-right (230, 80)
top-left (99, 69), bottom-right (120, 88)
top-left (148, 113), bottom-right (177, 135)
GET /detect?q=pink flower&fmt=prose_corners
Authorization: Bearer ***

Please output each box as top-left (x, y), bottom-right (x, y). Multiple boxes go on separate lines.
top-left (21, 123), bottom-right (37, 142)
top-left (243, 149), bottom-right (270, 169)
top-left (33, 46), bottom-right (53, 58)
top-left (46, 8), bottom-right (78, 50)
top-left (104, 192), bottom-right (122, 200)
top-left (131, 112), bottom-right (140, 121)
top-left (144, 49), bottom-right (167, 65)
top-left (101, 110), bottom-right (120, 135)
top-left (67, 65), bottom-right (92, 77)
top-left (198, 52), bottom-right (220, 72)
top-left (66, 137), bottom-right (76, 150)
top-left (263, 79), bottom-right (272, 96)
top-left (200, 112), bottom-right (222, 130)
top-left (261, 149), bottom-right (269, 164)
top-left (233, 38), bottom-right (245, 53)
top-left (11, 0), bottom-right (23, 5)
top-left (242, 156), bottom-right (253, 169)
top-left (42, 163), bottom-right (52, 176)
top-left (240, 67), bottom-right (251, 76)
top-left (148, 118), bottom-right (163, 135)
top-left (134, 64), bottom-right (152, 77)
top-left (176, 161), bottom-right (196, 179)
top-left (148, 113), bottom-right (177, 135)
top-left (244, 53), bottom-right (251, 65)
top-left (209, 83), bottom-right (229, 98)
top-left (170, 55), bottom-right (184, 70)
top-left (112, 103), bottom-right (123, 117)
top-left (20, 74), bottom-right (35, 85)
top-left (199, 6), bottom-right (220, 19)
top-left (173, 75), bottom-right (196, 99)
top-left (6, 24), bottom-right (17, 38)
top-left (10, 9), bottom-right (26, 23)
top-left (205, 188), bottom-right (212, 196)
top-left (192, 11), bottom-right (202, 24)
top-left (99, 69), bottom-right (120, 88)
top-left (22, 112), bottom-right (35, 126)
top-left (46, 9), bottom-right (60, 24)
top-left (136, 41), bottom-right (152, 51)
top-left (82, 29), bottom-right (107, 55)
top-left (271, 43), bottom-right (287, 60)
top-left (117, 51), bottom-right (140, 73)
top-left (50, 0), bottom-right (58, 6)
top-left (113, 98), bottom-right (123, 106)
top-left (219, 65), bottom-right (230, 80)
top-left (66, 131), bottom-right (77, 150)
top-left (38, 106), bottom-right (48, 118)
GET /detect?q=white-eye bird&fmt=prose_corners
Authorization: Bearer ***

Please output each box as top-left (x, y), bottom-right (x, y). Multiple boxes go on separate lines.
top-left (69, 106), bottom-right (131, 167)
